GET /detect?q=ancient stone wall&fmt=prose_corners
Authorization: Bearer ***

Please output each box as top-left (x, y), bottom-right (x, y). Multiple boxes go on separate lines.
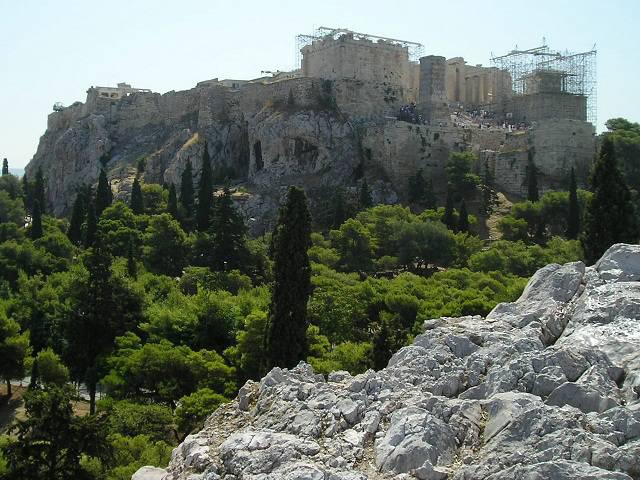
top-left (301, 34), bottom-right (416, 102)
top-left (504, 93), bottom-right (587, 123)
top-left (486, 119), bottom-right (595, 198)
top-left (418, 56), bottom-right (449, 123)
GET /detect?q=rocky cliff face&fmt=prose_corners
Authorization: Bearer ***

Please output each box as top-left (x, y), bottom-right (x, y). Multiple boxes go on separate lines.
top-left (135, 244), bottom-right (640, 480)
top-left (26, 78), bottom-right (401, 224)
top-left (26, 76), bottom-right (521, 229)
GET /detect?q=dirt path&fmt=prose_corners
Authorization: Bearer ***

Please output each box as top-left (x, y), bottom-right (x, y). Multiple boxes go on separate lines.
top-left (0, 384), bottom-right (27, 434)
top-left (486, 192), bottom-right (514, 241)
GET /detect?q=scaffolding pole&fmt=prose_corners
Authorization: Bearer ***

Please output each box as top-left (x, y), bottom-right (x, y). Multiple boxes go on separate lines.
top-left (295, 27), bottom-right (424, 69)
top-left (491, 44), bottom-right (597, 125)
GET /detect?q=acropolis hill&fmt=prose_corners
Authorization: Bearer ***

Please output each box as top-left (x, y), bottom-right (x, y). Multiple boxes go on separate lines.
top-left (27, 27), bottom-right (597, 228)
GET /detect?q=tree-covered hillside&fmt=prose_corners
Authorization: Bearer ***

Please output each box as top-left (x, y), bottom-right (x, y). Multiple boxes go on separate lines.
top-left (0, 118), bottom-right (638, 479)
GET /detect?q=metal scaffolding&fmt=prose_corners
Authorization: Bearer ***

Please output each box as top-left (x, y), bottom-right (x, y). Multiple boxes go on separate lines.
top-left (491, 43), bottom-right (597, 125)
top-left (295, 27), bottom-right (424, 70)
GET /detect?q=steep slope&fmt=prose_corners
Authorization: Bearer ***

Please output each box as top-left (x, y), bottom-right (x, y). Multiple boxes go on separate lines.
top-left (135, 243), bottom-right (640, 480)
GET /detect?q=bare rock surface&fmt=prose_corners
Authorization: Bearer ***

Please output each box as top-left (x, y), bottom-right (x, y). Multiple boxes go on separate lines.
top-left (135, 244), bottom-right (640, 480)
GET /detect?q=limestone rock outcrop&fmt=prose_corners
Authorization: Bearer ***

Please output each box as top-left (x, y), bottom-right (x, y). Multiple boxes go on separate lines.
top-left (133, 243), bottom-right (640, 480)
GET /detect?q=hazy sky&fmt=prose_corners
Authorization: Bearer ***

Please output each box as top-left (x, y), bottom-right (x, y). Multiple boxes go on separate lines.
top-left (1, 0), bottom-right (638, 168)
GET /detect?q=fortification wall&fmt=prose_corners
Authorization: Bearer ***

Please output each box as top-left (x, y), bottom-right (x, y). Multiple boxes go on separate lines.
top-left (360, 120), bottom-right (475, 195)
top-left (418, 56), bottom-right (449, 123)
top-left (487, 119), bottom-right (595, 197)
top-left (504, 93), bottom-right (587, 123)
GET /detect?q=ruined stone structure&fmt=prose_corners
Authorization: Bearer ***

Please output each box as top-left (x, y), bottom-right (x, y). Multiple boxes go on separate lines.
top-left (27, 29), bottom-right (598, 226)
top-left (445, 57), bottom-right (512, 107)
top-left (502, 69), bottom-right (588, 123)
top-left (89, 82), bottom-right (151, 101)
top-left (418, 55), bottom-right (449, 123)
top-left (300, 29), bottom-right (420, 103)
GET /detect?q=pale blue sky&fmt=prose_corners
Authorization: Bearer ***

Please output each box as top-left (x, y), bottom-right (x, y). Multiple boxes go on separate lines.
top-left (1, 0), bottom-right (638, 168)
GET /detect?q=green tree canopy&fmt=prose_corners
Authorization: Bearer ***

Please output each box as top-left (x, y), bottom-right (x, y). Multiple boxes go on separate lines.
top-left (142, 213), bottom-right (189, 277)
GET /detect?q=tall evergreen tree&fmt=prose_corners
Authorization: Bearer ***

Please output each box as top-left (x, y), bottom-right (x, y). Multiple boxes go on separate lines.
top-left (408, 169), bottom-right (426, 204)
top-left (265, 187), bottom-right (312, 370)
top-left (30, 200), bottom-right (43, 240)
top-left (95, 169), bottom-right (112, 216)
top-left (526, 149), bottom-right (539, 202)
top-left (21, 172), bottom-right (32, 212)
top-left (408, 169), bottom-right (436, 209)
top-left (180, 160), bottom-right (195, 220)
top-left (372, 319), bottom-right (393, 371)
top-left (34, 167), bottom-right (46, 214)
top-left (196, 143), bottom-right (214, 231)
top-left (332, 190), bottom-right (347, 228)
top-left (582, 137), bottom-right (639, 264)
top-left (424, 176), bottom-right (437, 210)
top-left (481, 159), bottom-right (498, 215)
top-left (130, 177), bottom-right (144, 214)
top-left (442, 188), bottom-right (456, 231)
top-left (84, 200), bottom-right (97, 248)
top-left (458, 199), bottom-right (469, 233)
top-left (167, 183), bottom-right (178, 219)
top-left (2, 158), bottom-right (8, 175)
top-left (359, 178), bottom-right (373, 210)
top-left (65, 236), bottom-right (143, 414)
top-left (211, 186), bottom-right (249, 271)
top-left (67, 189), bottom-right (86, 245)
top-left (567, 167), bottom-right (580, 239)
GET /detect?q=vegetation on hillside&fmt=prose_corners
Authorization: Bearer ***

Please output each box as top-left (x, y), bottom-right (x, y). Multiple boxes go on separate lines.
top-left (0, 119), bottom-right (638, 478)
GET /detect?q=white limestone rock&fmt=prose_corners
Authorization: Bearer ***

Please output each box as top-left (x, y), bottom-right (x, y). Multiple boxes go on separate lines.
top-left (136, 244), bottom-right (640, 480)
top-left (132, 466), bottom-right (168, 480)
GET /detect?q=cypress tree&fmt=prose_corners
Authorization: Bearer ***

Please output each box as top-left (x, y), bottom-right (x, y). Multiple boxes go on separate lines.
top-left (34, 167), bottom-right (46, 214)
top-left (180, 160), bottom-right (195, 219)
top-left (526, 149), bottom-right (539, 202)
top-left (424, 176), bottom-right (437, 210)
top-left (481, 160), bottom-right (498, 215)
top-left (65, 235), bottom-right (142, 414)
top-left (567, 167), bottom-right (580, 239)
top-left (582, 137), bottom-right (639, 264)
top-left (167, 183), bottom-right (178, 219)
top-left (22, 172), bottom-right (33, 212)
top-left (408, 169), bottom-right (426, 204)
top-left (442, 188), bottom-right (456, 231)
top-left (458, 199), bottom-right (469, 233)
top-left (359, 178), bottom-right (373, 210)
top-left (372, 319), bottom-right (393, 371)
top-left (196, 143), bottom-right (213, 231)
top-left (211, 186), bottom-right (248, 271)
top-left (332, 190), bottom-right (347, 228)
top-left (2, 158), bottom-right (8, 176)
top-left (265, 187), bottom-right (312, 370)
top-left (67, 189), bottom-right (86, 245)
top-left (30, 200), bottom-right (43, 240)
top-left (95, 169), bottom-right (112, 216)
top-left (85, 200), bottom-right (97, 248)
top-left (130, 177), bottom-right (144, 214)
